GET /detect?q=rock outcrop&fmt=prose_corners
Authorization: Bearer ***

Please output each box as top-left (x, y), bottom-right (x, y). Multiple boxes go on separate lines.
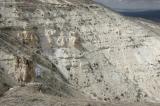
top-left (14, 30), bottom-right (39, 83)
top-left (1, 0), bottom-right (160, 105)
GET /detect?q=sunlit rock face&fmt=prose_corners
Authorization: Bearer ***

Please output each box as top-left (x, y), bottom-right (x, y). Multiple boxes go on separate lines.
top-left (1, 0), bottom-right (160, 103)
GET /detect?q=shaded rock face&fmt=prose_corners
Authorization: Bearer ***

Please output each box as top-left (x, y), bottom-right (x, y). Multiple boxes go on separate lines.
top-left (0, 68), bottom-right (11, 97)
top-left (1, 0), bottom-right (160, 104)
top-left (17, 30), bottom-right (39, 49)
top-left (14, 30), bottom-right (39, 83)
top-left (0, 50), bottom-right (16, 96)
top-left (15, 57), bottom-right (35, 83)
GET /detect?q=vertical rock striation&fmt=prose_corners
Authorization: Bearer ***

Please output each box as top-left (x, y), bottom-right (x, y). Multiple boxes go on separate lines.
top-left (14, 30), bottom-right (39, 83)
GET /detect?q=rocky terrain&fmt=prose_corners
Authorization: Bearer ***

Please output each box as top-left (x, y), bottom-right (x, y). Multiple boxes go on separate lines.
top-left (1, 0), bottom-right (160, 105)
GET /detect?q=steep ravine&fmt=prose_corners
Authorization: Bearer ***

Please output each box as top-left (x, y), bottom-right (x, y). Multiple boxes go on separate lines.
top-left (1, 0), bottom-right (160, 105)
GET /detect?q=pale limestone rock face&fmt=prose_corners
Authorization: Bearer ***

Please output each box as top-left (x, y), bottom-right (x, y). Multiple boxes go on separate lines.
top-left (68, 32), bottom-right (81, 49)
top-left (57, 32), bottom-right (67, 47)
top-left (1, 0), bottom-right (160, 103)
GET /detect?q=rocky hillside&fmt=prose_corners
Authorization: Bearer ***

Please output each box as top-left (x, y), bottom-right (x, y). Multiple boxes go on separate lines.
top-left (1, 0), bottom-right (160, 105)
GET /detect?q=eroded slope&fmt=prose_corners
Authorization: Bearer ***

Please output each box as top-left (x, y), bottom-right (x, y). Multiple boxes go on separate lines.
top-left (1, 0), bottom-right (160, 104)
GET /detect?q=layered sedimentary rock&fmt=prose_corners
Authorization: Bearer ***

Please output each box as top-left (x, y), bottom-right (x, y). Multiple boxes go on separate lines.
top-left (1, 0), bottom-right (160, 104)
